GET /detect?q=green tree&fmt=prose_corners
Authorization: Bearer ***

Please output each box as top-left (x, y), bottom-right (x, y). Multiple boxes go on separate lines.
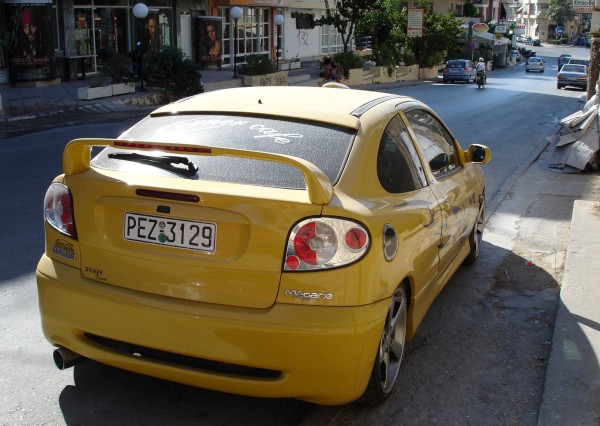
top-left (546, 0), bottom-right (575, 25)
top-left (360, 0), bottom-right (463, 69)
top-left (315, 0), bottom-right (381, 53)
top-left (402, 0), bottom-right (464, 68)
top-left (463, 2), bottom-right (480, 18)
top-left (358, 0), bottom-right (403, 71)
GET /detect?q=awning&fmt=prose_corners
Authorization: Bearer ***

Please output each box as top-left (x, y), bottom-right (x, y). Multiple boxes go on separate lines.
top-left (473, 32), bottom-right (511, 45)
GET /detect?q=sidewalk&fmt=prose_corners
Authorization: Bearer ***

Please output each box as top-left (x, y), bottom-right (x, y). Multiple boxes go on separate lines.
top-left (0, 65), bottom-right (429, 123)
top-left (0, 65), bottom-right (598, 424)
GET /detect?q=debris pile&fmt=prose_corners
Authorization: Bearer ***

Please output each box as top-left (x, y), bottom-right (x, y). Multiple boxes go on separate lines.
top-left (548, 95), bottom-right (600, 173)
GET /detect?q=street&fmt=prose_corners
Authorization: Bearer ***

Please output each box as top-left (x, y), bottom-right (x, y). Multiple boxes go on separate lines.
top-left (2, 44), bottom-right (599, 425)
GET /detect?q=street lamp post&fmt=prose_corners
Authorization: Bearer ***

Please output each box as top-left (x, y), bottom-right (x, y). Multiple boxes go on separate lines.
top-left (231, 6), bottom-right (242, 79)
top-left (274, 14), bottom-right (284, 69)
top-left (133, 3), bottom-right (148, 91)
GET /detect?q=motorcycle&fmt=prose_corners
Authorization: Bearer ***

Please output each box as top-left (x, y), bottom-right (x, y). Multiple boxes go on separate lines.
top-left (476, 70), bottom-right (486, 88)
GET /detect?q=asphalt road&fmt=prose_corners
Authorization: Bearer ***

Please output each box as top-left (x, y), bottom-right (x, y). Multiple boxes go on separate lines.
top-left (1, 47), bottom-right (595, 425)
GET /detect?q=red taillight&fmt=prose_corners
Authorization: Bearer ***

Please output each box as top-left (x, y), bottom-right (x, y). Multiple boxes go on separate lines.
top-left (293, 221), bottom-right (337, 265)
top-left (44, 183), bottom-right (76, 238)
top-left (345, 227), bottom-right (368, 250)
top-left (114, 141), bottom-right (211, 153)
top-left (284, 218), bottom-right (369, 271)
top-left (578, 76), bottom-right (587, 81)
top-left (464, 67), bottom-right (469, 72)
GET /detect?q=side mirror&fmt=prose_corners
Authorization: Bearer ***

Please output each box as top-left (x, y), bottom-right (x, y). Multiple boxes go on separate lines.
top-left (467, 144), bottom-right (491, 164)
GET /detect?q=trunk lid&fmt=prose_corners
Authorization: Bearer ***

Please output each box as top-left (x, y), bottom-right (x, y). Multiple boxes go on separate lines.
top-left (66, 168), bottom-right (322, 308)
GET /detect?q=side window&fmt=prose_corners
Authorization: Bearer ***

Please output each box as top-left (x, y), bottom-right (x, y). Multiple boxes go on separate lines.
top-left (377, 115), bottom-right (427, 193)
top-left (404, 109), bottom-right (461, 178)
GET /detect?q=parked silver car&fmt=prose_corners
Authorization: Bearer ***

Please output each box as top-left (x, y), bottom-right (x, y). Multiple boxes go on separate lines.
top-left (557, 64), bottom-right (588, 90)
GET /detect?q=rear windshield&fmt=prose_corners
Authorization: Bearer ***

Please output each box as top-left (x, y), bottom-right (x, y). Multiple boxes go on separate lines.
top-left (561, 65), bottom-right (585, 73)
top-left (447, 60), bottom-right (467, 67)
top-left (91, 114), bottom-right (356, 190)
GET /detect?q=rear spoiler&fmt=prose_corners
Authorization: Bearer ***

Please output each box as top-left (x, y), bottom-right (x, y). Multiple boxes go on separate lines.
top-left (63, 138), bottom-right (334, 204)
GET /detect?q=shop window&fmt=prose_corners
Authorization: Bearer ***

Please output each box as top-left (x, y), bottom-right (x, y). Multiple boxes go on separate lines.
top-left (219, 7), bottom-right (269, 67)
top-left (320, 22), bottom-right (343, 55)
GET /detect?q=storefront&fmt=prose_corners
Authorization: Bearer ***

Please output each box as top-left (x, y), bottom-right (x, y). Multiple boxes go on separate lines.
top-left (64, 0), bottom-right (174, 80)
top-left (1, 0), bottom-right (176, 83)
top-left (0, 0), bottom-right (340, 86)
top-left (195, 4), bottom-right (277, 70)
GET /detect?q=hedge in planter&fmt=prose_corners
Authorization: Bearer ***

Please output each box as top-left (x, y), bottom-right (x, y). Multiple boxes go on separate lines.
top-left (143, 47), bottom-right (204, 102)
top-left (238, 54), bottom-right (277, 76)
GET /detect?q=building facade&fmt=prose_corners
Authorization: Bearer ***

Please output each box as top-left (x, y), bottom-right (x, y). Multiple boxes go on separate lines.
top-left (0, 0), bottom-right (525, 86)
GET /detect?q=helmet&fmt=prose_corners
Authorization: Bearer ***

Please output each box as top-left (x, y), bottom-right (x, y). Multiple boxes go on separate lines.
top-left (479, 57), bottom-right (484, 62)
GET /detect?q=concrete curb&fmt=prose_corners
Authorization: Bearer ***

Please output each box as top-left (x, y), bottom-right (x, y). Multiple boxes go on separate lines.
top-left (537, 199), bottom-right (600, 425)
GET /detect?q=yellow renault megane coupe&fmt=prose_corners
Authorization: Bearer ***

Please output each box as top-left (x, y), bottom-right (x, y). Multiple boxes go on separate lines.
top-left (37, 84), bottom-right (490, 405)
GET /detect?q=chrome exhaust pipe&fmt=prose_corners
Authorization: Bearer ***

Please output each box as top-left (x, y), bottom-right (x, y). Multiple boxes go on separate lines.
top-left (53, 347), bottom-right (85, 370)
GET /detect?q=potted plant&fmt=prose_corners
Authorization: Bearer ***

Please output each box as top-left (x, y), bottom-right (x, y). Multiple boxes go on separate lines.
top-left (290, 54), bottom-right (301, 70)
top-left (101, 52), bottom-right (135, 95)
top-left (77, 52), bottom-right (135, 100)
top-left (238, 54), bottom-right (288, 87)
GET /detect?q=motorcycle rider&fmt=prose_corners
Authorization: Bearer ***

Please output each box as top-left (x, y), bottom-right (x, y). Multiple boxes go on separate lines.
top-left (476, 57), bottom-right (487, 84)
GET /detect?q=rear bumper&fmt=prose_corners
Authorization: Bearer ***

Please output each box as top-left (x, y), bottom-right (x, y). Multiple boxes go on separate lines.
top-left (442, 73), bottom-right (470, 81)
top-left (36, 255), bottom-right (388, 405)
top-left (559, 80), bottom-right (587, 88)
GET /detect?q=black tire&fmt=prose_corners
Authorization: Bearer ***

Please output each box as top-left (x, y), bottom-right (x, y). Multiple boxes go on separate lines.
top-left (557, 84), bottom-right (562, 89)
top-left (443, 79), bottom-right (448, 83)
top-left (464, 196), bottom-right (485, 265)
top-left (360, 285), bottom-right (408, 405)
top-left (526, 69), bottom-right (530, 72)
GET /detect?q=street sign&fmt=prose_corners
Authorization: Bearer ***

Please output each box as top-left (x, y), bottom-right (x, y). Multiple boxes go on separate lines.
top-left (514, 24), bottom-right (526, 35)
top-left (556, 25), bottom-right (563, 34)
top-left (407, 9), bottom-right (423, 38)
top-left (495, 25), bottom-right (507, 33)
top-left (573, 0), bottom-right (594, 13)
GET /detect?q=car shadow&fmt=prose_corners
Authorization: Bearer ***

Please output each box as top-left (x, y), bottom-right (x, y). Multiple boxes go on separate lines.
top-left (302, 238), bottom-right (599, 424)
top-left (60, 360), bottom-right (312, 425)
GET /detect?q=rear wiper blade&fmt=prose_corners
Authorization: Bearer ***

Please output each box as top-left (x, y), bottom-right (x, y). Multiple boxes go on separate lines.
top-left (108, 153), bottom-right (198, 177)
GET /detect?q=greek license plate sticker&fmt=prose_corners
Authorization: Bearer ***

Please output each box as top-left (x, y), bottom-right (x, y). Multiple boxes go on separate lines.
top-left (124, 212), bottom-right (216, 252)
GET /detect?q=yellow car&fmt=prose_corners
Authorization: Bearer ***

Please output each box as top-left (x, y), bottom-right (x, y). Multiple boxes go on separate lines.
top-left (37, 85), bottom-right (490, 405)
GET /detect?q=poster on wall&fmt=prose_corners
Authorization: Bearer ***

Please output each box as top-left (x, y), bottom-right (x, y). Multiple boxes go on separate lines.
top-left (196, 17), bottom-right (223, 69)
top-left (143, 11), bottom-right (161, 55)
top-left (6, 0), bottom-right (56, 82)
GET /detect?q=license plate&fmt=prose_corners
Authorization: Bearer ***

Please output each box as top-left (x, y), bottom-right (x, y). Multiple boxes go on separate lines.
top-left (124, 212), bottom-right (216, 252)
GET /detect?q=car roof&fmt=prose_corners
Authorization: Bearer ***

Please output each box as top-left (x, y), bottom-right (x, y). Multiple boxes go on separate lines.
top-left (150, 86), bottom-right (414, 129)
top-left (528, 57), bottom-right (542, 61)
